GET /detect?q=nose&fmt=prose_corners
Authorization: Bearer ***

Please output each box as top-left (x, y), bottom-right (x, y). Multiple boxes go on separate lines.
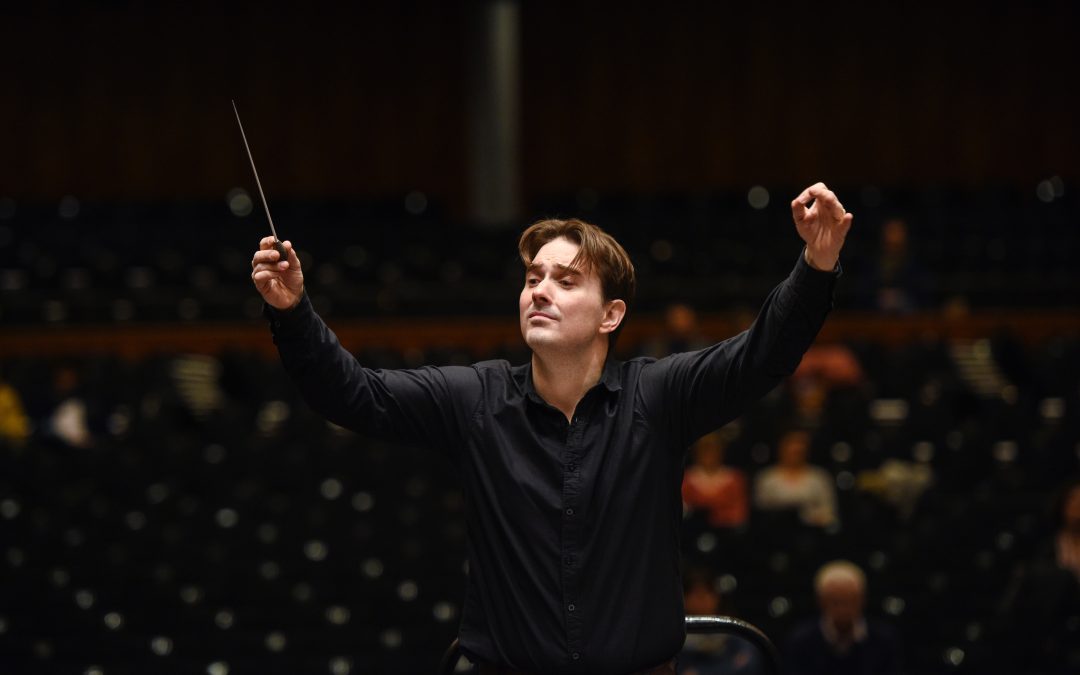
top-left (531, 278), bottom-right (552, 305)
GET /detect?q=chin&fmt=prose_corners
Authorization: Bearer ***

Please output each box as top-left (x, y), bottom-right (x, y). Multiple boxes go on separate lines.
top-left (522, 329), bottom-right (549, 350)
top-left (523, 327), bottom-right (562, 352)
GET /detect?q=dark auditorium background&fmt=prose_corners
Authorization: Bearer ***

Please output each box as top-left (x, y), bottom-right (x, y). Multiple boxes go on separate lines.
top-left (1, 1), bottom-right (1078, 674)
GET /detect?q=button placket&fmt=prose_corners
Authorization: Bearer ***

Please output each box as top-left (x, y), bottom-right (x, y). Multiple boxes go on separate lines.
top-left (561, 402), bottom-right (586, 661)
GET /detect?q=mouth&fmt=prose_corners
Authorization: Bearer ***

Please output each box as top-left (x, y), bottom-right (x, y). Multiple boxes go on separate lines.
top-left (527, 311), bottom-right (557, 321)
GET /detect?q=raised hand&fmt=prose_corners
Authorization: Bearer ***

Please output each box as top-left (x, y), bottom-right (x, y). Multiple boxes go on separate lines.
top-left (251, 237), bottom-right (305, 310)
top-left (790, 182), bottom-right (853, 272)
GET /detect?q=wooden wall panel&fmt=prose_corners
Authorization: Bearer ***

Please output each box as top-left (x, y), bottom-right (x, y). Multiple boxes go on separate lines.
top-left (2, 1), bottom-right (1076, 209)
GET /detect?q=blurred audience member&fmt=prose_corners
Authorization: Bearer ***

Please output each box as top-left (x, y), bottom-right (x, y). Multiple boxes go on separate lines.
top-left (683, 431), bottom-right (749, 529)
top-left (789, 377), bottom-right (829, 430)
top-left (0, 377), bottom-right (31, 446)
top-left (991, 479), bottom-right (1080, 673)
top-left (46, 366), bottom-right (93, 448)
top-left (754, 430), bottom-right (837, 528)
top-left (784, 560), bottom-right (901, 675)
top-left (680, 566), bottom-right (763, 675)
top-left (792, 344), bottom-right (865, 391)
top-left (1058, 481), bottom-right (1080, 582)
top-left (646, 302), bottom-right (710, 358)
top-left (856, 458), bottom-right (934, 522)
top-left (862, 217), bottom-right (924, 313)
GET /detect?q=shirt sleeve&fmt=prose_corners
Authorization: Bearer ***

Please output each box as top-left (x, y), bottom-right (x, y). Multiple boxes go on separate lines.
top-left (640, 250), bottom-right (838, 450)
top-left (263, 294), bottom-right (481, 458)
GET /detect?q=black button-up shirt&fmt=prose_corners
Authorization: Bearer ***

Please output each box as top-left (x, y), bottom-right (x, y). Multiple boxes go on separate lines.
top-left (265, 253), bottom-right (838, 674)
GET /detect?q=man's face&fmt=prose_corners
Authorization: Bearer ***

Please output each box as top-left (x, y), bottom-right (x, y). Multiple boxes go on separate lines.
top-left (519, 237), bottom-right (612, 353)
top-left (778, 431), bottom-right (810, 468)
top-left (819, 578), bottom-right (864, 633)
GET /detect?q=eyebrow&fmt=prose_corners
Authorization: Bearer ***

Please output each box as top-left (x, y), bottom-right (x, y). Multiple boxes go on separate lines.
top-left (526, 262), bottom-right (582, 277)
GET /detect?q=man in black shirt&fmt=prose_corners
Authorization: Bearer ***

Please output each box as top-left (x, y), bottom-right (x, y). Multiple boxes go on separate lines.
top-left (251, 183), bottom-right (852, 675)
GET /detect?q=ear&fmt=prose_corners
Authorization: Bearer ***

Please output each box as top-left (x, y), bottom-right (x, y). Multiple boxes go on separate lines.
top-left (599, 299), bottom-right (627, 335)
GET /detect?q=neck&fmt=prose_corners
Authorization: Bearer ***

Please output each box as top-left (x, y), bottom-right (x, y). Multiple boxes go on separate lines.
top-left (531, 341), bottom-right (608, 422)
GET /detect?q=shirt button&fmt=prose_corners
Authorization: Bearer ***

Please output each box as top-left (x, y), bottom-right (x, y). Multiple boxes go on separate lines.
top-left (565, 508), bottom-right (574, 516)
top-left (564, 556), bottom-right (574, 566)
top-left (571, 652), bottom-right (580, 660)
top-left (568, 603), bottom-right (576, 612)
top-left (567, 463), bottom-right (577, 472)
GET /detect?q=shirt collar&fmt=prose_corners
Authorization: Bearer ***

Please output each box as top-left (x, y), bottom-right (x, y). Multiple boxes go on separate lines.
top-left (598, 358), bottom-right (623, 392)
top-left (521, 357), bottom-right (623, 403)
top-left (819, 617), bottom-right (868, 653)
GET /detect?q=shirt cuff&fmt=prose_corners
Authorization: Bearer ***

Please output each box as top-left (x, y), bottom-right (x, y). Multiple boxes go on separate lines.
top-left (791, 248), bottom-right (841, 307)
top-left (263, 292), bottom-right (314, 340)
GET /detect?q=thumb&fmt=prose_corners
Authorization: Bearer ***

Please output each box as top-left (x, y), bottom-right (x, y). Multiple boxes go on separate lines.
top-left (282, 241), bottom-right (299, 265)
top-left (838, 212), bottom-right (854, 239)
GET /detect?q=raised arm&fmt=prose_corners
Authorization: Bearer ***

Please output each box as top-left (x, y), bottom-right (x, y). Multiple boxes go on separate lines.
top-left (641, 182), bottom-right (852, 449)
top-left (251, 238), bottom-right (480, 456)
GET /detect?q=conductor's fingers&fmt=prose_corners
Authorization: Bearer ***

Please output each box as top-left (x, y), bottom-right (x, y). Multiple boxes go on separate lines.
top-left (252, 268), bottom-right (276, 282)
top-left (793, 184), bottom-right (817, 207)
top-left (251, 256), bottom-right (284, 276)
top-left (253, 237), bottom-right (283, 267)
top-left (804, 182), bottom-right (830, 199)
top-left (791, 198), bottom-right (808, 224)
top-left (276, 241), bottom-right (299, 270)
top-left (807, 185), bottom-right (845, 220)
top-left (841, 212), bottom-right (854, 234)
top-left (252, 249), bottom-right (282, 267)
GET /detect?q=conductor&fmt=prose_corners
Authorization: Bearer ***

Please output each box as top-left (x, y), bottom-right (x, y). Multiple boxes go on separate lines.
top-left (251, 183), bottom-right (852, 675)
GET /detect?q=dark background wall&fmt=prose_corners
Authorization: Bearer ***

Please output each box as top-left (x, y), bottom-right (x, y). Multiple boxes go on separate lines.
top-left (3, 0), bottom-right (1077, 213)
top-left (2, 5), bottom-right (1078, 674)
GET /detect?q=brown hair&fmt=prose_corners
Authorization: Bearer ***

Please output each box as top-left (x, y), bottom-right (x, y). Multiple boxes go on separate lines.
top-left (518, 218), bottom-right (636, 348)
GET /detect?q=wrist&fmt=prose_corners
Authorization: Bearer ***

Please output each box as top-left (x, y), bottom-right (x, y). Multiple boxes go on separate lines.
top-left (804, 248), bottom-right (837, 272)
top-left (271, 286), bottom-right (305, 312)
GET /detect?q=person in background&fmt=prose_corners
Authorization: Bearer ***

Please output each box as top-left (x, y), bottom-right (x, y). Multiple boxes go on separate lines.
top-left (753, 429), bottom-right (837, 528)
top-left (856, 458), bottom-right (934, 522)
top-left (0, 374), bottom-right (31, 447)
top-left (46, 366), bottom-right (93, 449)
top-left (1056, 480), bottom-right (1080, 582)
top-left (683, 430), bottom-right (749, 529)
top-left (645, 302), bottom-right (710, 359)
top-left (988, 479), bottom-right (1080, 673)
top-left (680, 566), bottom-right (763, 675)
top-left (783, 560), bottom-right (901, 675)
top-left (862, 217), bottom-right (924, 313)
top-left (791, 344), bottom-right (864, 391)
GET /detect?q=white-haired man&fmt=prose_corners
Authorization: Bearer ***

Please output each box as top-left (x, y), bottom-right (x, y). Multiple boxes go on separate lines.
top-left (784, 560), bottom-right (901, 675)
